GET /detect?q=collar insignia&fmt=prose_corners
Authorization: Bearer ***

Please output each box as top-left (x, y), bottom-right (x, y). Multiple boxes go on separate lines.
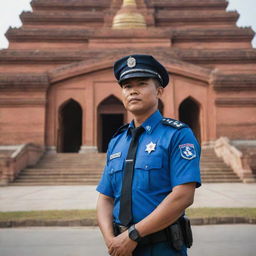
top-left (146, 125), bottom-right (151, 132)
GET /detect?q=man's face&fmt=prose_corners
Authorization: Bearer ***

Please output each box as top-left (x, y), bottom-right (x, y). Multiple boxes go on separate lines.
top-left (121, 77), bottom-right (163, 117)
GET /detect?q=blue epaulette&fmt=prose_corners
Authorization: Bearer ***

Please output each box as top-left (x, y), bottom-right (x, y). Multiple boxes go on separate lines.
top-left (112, 123), bottom-right (129, 137)
top-left (162, 118), bottom-right (187, 129)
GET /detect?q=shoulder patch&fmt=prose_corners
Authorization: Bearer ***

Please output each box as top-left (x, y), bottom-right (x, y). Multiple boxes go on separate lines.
top-left (162, 118), bottom-right (187, 129)
top-left (112, 123), bottom-right (129, 137)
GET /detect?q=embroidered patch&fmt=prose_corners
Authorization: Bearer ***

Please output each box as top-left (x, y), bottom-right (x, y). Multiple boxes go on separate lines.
top-left (110, 152), bottom-right (122, 160)
top-left (179, 144), bottom-right (196, 160)
top-left (145, 142), bottom-right (156, 154)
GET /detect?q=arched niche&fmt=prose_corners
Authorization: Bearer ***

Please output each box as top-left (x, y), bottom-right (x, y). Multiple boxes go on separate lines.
top-left (179, 97), bottom-right (201, 143)
top-left (97, 95), bottom-right (126, 152)
top-left (57, 99), bottom-right (83, 153)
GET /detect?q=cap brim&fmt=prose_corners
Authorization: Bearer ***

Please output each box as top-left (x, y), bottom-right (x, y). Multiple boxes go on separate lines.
top-left (119, 72), bottom-right (157, 85)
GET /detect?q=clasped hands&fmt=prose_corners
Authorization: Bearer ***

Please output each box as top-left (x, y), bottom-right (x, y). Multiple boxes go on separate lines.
top-left (107, 230), bottom-right (137, 256)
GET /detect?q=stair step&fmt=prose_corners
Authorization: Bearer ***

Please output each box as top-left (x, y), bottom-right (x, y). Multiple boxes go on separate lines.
top-left (16, 175), bottom-right (101, 179)
top-left (10, 149), bottom-right (242, 185)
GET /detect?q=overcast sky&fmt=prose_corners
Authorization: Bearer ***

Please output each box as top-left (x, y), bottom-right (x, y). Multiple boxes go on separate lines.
top-left (0, 0), bottom-right (255, 49)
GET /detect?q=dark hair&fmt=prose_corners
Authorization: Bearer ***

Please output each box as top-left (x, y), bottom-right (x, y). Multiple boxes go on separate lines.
top-left (152, 78), bottom-right (162, 89)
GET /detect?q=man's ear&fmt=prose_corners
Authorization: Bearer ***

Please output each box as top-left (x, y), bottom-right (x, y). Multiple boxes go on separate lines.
top-left (157, 87), bottom-right (164, 97)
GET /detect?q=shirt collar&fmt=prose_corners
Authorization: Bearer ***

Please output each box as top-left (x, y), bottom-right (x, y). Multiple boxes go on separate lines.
top-left (127, 110), bottom-right (162, 136)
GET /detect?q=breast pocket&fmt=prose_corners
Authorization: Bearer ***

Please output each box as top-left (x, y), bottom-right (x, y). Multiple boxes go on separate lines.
top-left (109, 159), bottom-right (124, 197)
top-left (135, 156), bottom-right (165, 191)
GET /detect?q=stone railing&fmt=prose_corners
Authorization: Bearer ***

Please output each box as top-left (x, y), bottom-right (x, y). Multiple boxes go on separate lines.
top-left (0, 144), bottom-right (44, 186)
top-left (214, 137), bottom-right (255, 183)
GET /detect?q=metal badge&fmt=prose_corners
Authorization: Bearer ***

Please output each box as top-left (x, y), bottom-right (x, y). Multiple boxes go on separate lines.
top-left (145, 142), bottom-right (156, 154)
top-left (127, 56), bottom-right (136, 68)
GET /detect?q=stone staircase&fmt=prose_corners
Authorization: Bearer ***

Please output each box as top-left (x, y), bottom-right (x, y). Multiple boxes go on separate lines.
top-left (200, 148), bottom-right (241, 183)
top-left (11, 148), bottom-right (241, 186)
top-left (11, 152), bottom-right (106, 186)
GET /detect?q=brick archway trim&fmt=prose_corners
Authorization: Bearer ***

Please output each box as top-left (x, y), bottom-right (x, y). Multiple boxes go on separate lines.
top-left (47, 56), bottom-right (213, 85)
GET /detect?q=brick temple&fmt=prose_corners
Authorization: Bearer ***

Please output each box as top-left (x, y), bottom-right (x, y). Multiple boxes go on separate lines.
top-left (0, 0), bottom-right (255, 185)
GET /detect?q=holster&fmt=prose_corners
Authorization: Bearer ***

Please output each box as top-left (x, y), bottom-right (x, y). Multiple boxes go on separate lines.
top-left (165, 222), bottom-right (184, 251)
top-left (180, 216), bottom-right (193, 248)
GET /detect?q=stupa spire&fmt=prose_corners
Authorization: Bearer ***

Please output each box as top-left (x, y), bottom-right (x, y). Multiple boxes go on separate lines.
top-left (112, 0), bottom-right (146, 29)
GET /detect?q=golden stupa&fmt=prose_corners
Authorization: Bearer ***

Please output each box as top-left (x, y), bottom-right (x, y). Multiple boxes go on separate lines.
top-left (112, 0), bottom-right (147, 29)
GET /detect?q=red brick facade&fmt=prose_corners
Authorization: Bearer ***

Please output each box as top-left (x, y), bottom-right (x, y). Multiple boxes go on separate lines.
top-left (0, 0), bottom-right (255, 154)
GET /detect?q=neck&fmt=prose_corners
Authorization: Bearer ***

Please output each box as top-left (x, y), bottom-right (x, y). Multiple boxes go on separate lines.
top-left (133, 109), bottom-right (157, 127)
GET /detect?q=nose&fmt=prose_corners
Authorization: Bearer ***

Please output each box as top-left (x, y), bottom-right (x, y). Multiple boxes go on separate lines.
top-left (130, 87), bottom-right (139, 95)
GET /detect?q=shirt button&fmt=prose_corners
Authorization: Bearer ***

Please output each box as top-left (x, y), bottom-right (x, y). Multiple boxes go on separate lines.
top-left (145, 165), bottom-right (148, 169)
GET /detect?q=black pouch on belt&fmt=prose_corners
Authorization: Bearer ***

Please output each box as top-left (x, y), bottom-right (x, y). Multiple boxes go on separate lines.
top-left (113, 223), bottom-right (121, 236)
top-left (180, 216), bottom-right (193, 248)
top-left (165, 222), bottom-right (184, 251)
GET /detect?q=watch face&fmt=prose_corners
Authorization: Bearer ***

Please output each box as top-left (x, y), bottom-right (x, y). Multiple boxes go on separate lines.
top-left (129, 226), bottom-right (141, 242)
top-left (130, 229), bottom-right (139, 241)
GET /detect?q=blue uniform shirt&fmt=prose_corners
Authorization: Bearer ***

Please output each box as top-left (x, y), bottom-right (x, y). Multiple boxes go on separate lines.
top-left (97, 110), bottom-right (201, 225)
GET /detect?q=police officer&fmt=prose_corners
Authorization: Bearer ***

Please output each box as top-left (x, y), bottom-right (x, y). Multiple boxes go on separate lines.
top-left (96, 54), bottom-right (201, 256)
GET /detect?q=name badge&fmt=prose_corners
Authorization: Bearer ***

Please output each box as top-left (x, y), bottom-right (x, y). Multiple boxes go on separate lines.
top-left (110, 152), bottom-right (122, 160)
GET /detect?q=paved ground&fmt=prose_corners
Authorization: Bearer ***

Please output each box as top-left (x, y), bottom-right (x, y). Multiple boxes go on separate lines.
top-left (0, 225), bottom-right (255, 256)
top-left (0, 183), bottom-right (256, 212)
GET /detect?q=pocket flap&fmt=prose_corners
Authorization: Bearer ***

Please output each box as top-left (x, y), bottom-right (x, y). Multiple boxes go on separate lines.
top-left (135, 156), bottom-right (162, 170)
top-left (109, 159), bottom-right (124, 174)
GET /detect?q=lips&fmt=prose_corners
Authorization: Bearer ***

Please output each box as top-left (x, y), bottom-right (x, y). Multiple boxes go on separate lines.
top-left (129, 98), bottom-right (141, 103)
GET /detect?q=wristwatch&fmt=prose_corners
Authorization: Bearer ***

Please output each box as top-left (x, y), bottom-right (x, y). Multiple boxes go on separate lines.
top-left (128, 225), bottom-right (142, 243)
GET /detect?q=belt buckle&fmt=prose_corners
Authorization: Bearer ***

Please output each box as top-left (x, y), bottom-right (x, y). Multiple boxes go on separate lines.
top-left (118, 224), bottom-right (128, 233)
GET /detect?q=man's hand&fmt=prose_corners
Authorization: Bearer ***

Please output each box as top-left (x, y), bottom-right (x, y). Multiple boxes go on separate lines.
top-left (108, 230), bottom-right (137, 256)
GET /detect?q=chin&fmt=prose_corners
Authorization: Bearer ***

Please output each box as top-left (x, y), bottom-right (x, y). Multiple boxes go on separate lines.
top-left (129, 108), bottom-right (147, 116)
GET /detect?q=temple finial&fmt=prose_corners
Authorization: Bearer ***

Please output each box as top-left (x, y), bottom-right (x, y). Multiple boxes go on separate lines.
top-left (112, 0), bottom-right (146, 29)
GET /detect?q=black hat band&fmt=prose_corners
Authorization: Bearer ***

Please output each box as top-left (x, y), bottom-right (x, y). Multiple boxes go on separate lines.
top-left (120, 68), bottom-right (163, 85)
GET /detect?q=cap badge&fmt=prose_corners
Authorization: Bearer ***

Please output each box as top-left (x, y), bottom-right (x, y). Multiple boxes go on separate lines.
top-left (127, 56), bottom-right (136, 68)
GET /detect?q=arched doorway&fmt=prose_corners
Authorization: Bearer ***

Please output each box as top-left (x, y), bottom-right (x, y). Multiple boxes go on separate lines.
top-left (97, 95), bottom-right (126, 152)
top-left (179, 97), bottom-right (201, 143)
top-left (57, 99), bottom-right (82, 153)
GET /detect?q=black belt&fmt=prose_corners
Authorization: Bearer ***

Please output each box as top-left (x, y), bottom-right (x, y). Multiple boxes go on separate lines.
top-left (114, 216), bottom-right (193, 251)
top-left (113, 223), bottom-right (169, 246)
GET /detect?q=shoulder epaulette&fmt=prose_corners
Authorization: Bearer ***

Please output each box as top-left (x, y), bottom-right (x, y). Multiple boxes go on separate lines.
top-left (161, 118), bottom-right (187, 129)
top-left (112, 123), bottom-right (129, 137)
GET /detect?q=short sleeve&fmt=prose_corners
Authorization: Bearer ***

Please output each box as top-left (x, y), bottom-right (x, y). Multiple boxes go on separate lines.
top-left (96, 142), bottom-right (115, 198)
top-left (96, 163), bottom-right (114, 198)
top-left (169, 128), bottom-right (201, 188)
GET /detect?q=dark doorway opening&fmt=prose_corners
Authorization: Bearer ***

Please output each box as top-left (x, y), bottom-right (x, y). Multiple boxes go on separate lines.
top-left (179, 97), bottom-right (201, 143)
top-left (97, 95), bottom-right (126, 153)
top-left (101, 114), bottom-right (124, 153)
top-left (58, 99), bottom-right (82, 153)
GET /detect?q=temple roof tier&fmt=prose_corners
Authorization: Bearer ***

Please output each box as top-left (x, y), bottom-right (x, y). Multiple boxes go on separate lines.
top-left (155, 10), bottom-right (238, 25)
top-left (31, 0), bottom-right (111, 11)
top-left (213, 74), bottom-right (256, 91)
top-left (20, 11), bottom-right (104, 25)
top-left (5, 27), bottom-right (254, 43)
top-left (0, 48), bottom-right (256, 64)
top-left (148, 0), bottom-right (228, 10)
top-left (0, 73), bottom-right (49, 91)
